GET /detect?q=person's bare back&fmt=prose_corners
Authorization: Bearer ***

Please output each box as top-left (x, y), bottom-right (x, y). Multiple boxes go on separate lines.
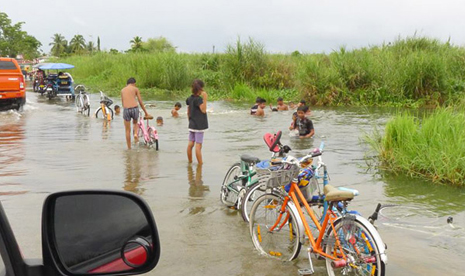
top-left (121, 85), bottom-right (139, 108)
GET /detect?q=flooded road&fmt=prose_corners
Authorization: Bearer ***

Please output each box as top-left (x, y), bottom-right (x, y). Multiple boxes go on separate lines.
top-left (1, 91), bottom-right (464, 275)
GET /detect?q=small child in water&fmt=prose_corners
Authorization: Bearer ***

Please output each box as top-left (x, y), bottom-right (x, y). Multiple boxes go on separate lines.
top-left (114, 105), bottom-right (121, 115)
top-left (156, 116), bottom-right (163, 126)
top-left (171, 102), bottom-right (182, 117)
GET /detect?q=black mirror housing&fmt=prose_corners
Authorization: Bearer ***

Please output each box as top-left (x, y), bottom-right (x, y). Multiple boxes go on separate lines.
top-left (41, 190), bottom-right (160, 276)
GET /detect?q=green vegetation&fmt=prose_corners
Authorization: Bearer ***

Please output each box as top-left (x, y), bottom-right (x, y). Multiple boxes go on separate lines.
top-left (0, 12), bottom-right (41, 59)
top-left (58, 36), bottom-right (465, 104)
top-left (366, 105), bottom-right (465, 187)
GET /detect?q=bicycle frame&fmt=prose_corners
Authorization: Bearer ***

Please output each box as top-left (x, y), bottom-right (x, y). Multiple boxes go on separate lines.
top-left (274, 182), bottom-right (345, 261)
top-left (137, 112), bottom-right (158, 145)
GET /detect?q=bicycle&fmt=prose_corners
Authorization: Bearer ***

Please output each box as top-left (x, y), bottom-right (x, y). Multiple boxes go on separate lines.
top-left (74, 85), bottom-right (91, 116)
top-left (249, 158), bottom-right (387, 275)
top-left (137, 111), bottom-right (159, 150)
top-left (94, 91), bottom-right (114, 120)
top-left (220, 131), bottom-right (291, 210)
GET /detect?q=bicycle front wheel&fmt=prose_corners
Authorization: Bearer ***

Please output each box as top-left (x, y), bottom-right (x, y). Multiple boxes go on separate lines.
top-left (249, 193), bottom-right (302, 261)
top-left (325, 215), bottom-right (386, 276)
top-left (95, 106), bottom-right (114, 119)
top-left (220, 163), bottom-right (242, 207)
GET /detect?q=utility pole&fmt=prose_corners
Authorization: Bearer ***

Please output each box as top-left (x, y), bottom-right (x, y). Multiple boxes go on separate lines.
top-left (212, 45), bottom-right (215, 54)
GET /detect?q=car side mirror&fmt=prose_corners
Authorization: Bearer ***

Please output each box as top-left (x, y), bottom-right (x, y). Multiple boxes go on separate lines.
top-left (41, 191), bottom-right (160, 275)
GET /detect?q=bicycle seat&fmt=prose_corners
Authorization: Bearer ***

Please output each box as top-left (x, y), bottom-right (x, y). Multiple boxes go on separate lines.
top-left (324, 185), bottom-right (354, 202)
top-left (144, 115), bottom-right (154, 120)
top-left (240, 154), bottom-right (260, 164)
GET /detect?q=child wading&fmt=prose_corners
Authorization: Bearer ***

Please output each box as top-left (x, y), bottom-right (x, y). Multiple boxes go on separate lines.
top-left (186, 79), bottom-right (208, 164)
top-left (290, 106), bottom-right (314, 139)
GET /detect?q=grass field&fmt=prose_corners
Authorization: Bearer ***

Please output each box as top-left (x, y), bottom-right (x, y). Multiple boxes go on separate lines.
top-left (59, 36), bottom-right (465, 106)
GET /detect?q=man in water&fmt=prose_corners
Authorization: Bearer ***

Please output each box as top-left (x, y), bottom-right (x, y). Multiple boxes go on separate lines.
top-left (121, 77), bottom-right (150, 149)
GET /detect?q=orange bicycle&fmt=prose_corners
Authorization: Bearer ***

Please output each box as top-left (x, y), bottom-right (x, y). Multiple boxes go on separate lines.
top-left (249, 159), bottom-right (387, 275)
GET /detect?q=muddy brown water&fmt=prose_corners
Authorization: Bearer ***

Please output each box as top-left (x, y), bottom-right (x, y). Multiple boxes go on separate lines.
top-left (0, 90), bottom-right (464, 275)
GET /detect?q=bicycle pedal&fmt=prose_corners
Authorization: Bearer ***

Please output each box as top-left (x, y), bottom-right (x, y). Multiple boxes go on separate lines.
top-left (298, 268), bottom-right (314, 275)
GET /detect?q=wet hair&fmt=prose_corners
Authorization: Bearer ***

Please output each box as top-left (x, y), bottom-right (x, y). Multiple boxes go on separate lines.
top-left (175, 102), bottom-right (182, 108)
top-left (156, 116), bottom-right (163, 121)
top-left (259, 98), bottom-right (267, 104)
top-left (255, 96), bottom-right (262, 103)
top-left (272, 108), bottom-right (278, 112)
top-left (114, 105), bottom-right (120, 109)
top-left (191, 79), bottom-right (204, 95)
top-left (297, 106), bottom-right (307, 112)
top-left (277, 97), bottom-right (283, 102)
top-left (299, 99), bottom-right (306, 105)
top-left (127, 77), bottom-right (136, 84)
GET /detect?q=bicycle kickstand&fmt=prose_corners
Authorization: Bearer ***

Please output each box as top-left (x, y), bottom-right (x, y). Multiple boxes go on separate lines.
top-left (298, 247), bottom-right (315, 275)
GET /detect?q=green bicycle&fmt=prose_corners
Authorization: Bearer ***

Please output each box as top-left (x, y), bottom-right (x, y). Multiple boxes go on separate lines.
top-left (220, 131), bottom-right (290, 210)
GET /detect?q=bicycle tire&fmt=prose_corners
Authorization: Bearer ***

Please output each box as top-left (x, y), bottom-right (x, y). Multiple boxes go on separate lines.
top-left (249, 193), bottom-right (302, 261)
top-left (95, 106), bottom-right (114, 119)
top-left (83, 94), bottom-right (90, 116)
top-left (325, 215), bottom-right (386, 276)
top-left (240, 177), bottom-right (269, 222)
top-left (220, 163), bottom-right (242, 207)
top-left (75, 94), bottom-right (83, 113)
top-left (137, 128), bottom-right (145, 145)
top-left (148, 129), bottom-right (159, 150)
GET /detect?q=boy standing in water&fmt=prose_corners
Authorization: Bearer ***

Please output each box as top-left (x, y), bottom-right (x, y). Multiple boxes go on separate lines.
top-left (290, 106), bottom-right (314, 139)
top-left (187, 79), bottom-right (208, 164)
top-left (121, 77), bottom-right (150, 149)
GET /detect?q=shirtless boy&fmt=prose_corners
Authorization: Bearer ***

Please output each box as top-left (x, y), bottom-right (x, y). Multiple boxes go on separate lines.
top-left (121, 77), bottom-right (150, 149)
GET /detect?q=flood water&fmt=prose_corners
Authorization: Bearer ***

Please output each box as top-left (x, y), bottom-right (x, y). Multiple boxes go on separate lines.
top-left (1, 90), bottom-right (464, 276)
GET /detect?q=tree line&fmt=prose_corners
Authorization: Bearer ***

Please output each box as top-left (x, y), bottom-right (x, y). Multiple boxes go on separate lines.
top-left (0, 12), bottom-right (176, 59)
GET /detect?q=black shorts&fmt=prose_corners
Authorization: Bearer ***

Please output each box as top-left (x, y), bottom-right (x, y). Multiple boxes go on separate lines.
top-left (123, 107), bottom-right (139, 121)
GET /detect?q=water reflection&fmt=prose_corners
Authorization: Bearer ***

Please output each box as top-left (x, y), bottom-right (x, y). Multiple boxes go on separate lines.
top-left (382, 173), bottom-right (465, 215)
top-left (124, 150), bottom-right (159, 195)
top-left (102, 120), bottom-right (111, 140)
top-left (187, 164), bottom-right (210, 214)
top-left (0, 122), bottom-right (26, 177)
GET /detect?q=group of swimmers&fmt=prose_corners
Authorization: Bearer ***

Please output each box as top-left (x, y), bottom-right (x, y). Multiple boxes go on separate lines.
top-left (250, 97), bottom-right (315, 139)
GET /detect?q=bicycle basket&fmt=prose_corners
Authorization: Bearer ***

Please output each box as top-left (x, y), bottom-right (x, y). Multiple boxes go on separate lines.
top-left (256, 164), bottom-right (300, 188)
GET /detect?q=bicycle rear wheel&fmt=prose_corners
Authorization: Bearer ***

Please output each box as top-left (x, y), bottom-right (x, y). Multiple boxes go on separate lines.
top-left (249, 193), bottom-right (302, 261)
top-left (325, 215), bottom-right (386, 276)
top-left (240, 177), bottom-right (269, 222)
top-left (148, 129), bottom-right (159, 150)
top-left (83, 94), bottom-right (90, 116)
top-left (220, 163), bottom-right (242, 207)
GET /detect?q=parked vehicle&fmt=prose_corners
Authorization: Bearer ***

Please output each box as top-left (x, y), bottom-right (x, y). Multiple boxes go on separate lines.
top-left (0, 58), bottom-right (26, 111)
top-left (0, 190), bottom-right (161, 276)
top-left (39, 63), bottom-right (75, 100)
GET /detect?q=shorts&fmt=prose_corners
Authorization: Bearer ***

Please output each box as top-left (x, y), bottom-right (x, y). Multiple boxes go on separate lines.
top-left (188, 131), bottom-right (204, 143)
top-left (123, 107), bottom-right (139, 122)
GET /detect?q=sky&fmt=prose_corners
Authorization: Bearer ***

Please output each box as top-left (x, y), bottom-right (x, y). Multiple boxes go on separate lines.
top-left (2, 0), bottom-right (465, 54)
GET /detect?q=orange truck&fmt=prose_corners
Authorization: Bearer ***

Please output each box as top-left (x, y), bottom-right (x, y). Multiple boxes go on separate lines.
top-left (0, 57), bottom-right (26, 111)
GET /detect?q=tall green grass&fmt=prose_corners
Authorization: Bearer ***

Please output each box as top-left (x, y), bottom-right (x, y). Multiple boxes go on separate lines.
top-left (367, 107), bottom-right (465, 186)
top-left (59, 36), bottom-right (465, 105)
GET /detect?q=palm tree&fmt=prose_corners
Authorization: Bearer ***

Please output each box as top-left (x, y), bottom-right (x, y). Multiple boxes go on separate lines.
top-left (69, 35), bottom-right (86, 55)
top-left (130, 36), bottom-right (144, 52)
top-left (49, 34), bottom-right (68, 57)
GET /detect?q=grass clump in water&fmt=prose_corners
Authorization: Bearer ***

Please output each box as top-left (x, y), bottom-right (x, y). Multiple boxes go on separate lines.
top-left (367, 107), bottom-right (465, 186)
